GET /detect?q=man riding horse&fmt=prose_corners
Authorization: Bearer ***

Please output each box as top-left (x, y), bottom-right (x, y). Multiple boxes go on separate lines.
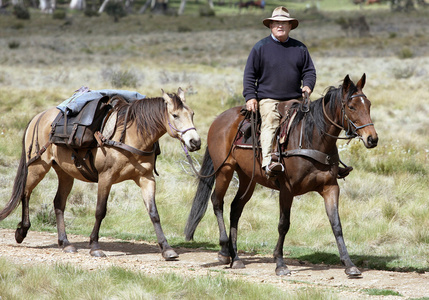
top-left (243, 6), bottom-right (352, 178)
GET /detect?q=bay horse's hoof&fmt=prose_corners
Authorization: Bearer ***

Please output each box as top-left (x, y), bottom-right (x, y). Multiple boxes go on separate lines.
top-left (218, 253), bottom-right (231, 265)
top-left (162, 249), bottom-right (179, 261)
top-left (345, 266), bottom-right (362, 277)
top-left (90, 249), bottom-right (107, 257)
top-left (63, 245), bottom-right (78, 253)
top-left (15, 228), bottom-right (27, 244)
top-left (275, 266), bottom-right (291, 276)
top-left (231, 260), bottom-right (245, 269)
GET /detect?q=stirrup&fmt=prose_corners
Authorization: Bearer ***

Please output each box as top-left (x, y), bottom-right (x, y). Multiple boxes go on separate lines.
top-left (265, 161), bottom-right (284, 177)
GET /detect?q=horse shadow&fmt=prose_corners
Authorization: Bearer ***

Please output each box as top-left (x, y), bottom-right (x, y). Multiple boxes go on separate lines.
top-left (27, 239), bottom-right (428, 273)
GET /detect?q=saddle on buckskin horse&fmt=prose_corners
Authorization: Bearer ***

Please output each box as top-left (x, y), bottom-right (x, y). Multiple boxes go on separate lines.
top-left (50, 96), bottom-right (112, 149)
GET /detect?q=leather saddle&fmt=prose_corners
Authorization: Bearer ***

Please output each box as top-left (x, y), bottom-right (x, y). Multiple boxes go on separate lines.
top-left (50, 96), bottom-right (112, 149)
top-left (234, 100), bottom-right (301, 149)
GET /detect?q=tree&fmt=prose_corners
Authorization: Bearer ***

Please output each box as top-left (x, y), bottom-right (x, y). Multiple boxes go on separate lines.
top-left (70, 0), bottom-right (85, 10)
top-left (39, 0), bottom-right (55, 12)
top-left (178, 0), bottom-right (213, 15)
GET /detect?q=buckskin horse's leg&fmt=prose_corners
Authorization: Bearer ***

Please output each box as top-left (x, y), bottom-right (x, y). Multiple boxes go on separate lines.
top-left (137, 175), bottom-right (178, 260)
top-left (88, 179), bottom-right (112, 257)
top-left (16, 163), bottom-right (51, 243)
top-left (211, 165), bottom-right (236, 264)
top-left (229, 172), bottom-right (256, 269)
top-left (52, 166), bottom-right (76, 252)
top-left (321, 184), bottom-right (361, 277)
top-left (272, 186), bottom-right (293, 276)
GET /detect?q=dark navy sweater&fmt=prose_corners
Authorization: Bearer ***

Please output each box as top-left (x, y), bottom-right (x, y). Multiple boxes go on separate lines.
top-left (243, 35), bottom-right (316, 102)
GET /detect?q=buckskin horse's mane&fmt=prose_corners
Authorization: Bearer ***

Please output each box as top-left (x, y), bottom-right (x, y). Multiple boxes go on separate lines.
top-left (289, 83), bottom-right (358, 147)
top-left (113, 93), bottom-right (184, 138)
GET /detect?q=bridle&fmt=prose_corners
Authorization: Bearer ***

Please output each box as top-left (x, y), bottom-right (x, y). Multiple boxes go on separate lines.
top-left (321, 93), bottom-right (374, 140)
top-left (168, 119), bottom-right (196, 140)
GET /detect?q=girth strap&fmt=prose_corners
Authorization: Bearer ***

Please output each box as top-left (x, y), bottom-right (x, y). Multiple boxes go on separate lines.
top-left (282, 149), bottom-right (339, 166)
top-left (94, 131), bottom-right (158, 156)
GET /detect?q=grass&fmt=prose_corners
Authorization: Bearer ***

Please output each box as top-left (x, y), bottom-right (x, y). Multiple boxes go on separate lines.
top-left (0, 257), bottom-right (338, 300)
top-left (0, 1), bottom-right (429, 298)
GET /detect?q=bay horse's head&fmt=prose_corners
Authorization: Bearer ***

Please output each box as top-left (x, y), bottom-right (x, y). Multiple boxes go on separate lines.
top-left (341, 74), bottom-right (378, 148)
top-left (162, 88), bottom-right (201, 152)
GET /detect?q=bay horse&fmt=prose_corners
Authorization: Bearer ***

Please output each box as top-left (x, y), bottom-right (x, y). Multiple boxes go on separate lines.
top-left (185, 74), bottom-right (378, 276)
top-left (0, 88), bottom-right (201, 260)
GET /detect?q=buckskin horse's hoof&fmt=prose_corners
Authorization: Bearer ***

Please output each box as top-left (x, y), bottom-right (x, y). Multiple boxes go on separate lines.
top-left (231, 260), bottom-right (245, 269)
top-left (162, 249), bottom-right (179, 261)
top-left (90, 249), bottom-right (106, 257)
top-left (63, 245), bottom-right (78, 253)
top-left (345, 266), bottom-right (362, 277)
top-left (218, 253), bottom-right (231, 265)
top-left (275, 266), bottom-right (291, 276)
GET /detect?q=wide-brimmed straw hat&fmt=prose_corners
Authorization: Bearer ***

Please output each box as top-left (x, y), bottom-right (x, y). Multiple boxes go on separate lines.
top-left (263, 6), bottom-right (299, 30)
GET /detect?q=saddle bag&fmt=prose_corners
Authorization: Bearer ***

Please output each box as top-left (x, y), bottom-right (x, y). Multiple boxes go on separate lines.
top-left (50, 96), bottom-right (112, 148)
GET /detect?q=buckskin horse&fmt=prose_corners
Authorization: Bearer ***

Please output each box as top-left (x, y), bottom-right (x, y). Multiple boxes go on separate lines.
top-left (0, 88), bottom-right (201, 260)
top-left (185, 74), bottom-right (378, 276)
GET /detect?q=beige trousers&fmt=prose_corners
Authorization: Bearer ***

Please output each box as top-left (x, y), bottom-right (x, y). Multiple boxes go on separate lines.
top-left (259, 98), bottom-right (282, 168)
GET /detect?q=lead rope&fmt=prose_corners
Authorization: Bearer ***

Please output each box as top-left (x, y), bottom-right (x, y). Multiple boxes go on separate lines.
top-left (183, 110), bottom-right (250, 179)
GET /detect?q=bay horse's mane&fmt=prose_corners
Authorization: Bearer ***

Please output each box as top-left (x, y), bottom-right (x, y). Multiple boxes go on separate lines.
top-left (290, 82), bottom-right (358, 147)
top-left (112, 93), bottom-right (184, 138)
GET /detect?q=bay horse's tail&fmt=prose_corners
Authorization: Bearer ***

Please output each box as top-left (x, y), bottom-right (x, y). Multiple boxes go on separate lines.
top-left (184, 147), bottom-right (215, 241)
top-left (0, 125), bottom-right (28, 221)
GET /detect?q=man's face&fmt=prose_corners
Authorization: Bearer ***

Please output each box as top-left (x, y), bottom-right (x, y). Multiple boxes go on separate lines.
top-left (270, 21), bottom-right (292, 42)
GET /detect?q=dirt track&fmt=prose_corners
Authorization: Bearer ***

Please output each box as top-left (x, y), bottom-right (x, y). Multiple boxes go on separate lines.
top-left (0, 229), bottom-right (427, 299)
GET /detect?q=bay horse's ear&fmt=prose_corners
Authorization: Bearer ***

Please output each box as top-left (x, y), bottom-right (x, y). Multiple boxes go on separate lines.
top-left (356, 73), bottom-right (366, 90)
top-left (342, 75), bottom-right (352, 98)
top-left (177, 87), bottom-right (186, 103)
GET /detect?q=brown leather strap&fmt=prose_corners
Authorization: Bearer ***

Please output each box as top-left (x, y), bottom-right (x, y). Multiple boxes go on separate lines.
top-left (95, 131), bottom-right (157, 156)
top-left (282, 149), bottom-right (339, 166)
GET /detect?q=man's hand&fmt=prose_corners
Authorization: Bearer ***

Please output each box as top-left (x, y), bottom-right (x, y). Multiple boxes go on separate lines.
top-left (302, 86), bottom-right (312, 99)
top-left (246, 99), bottom-right (258, 112)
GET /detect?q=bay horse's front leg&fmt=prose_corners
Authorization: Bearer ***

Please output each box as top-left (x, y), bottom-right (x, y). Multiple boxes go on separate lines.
top-left (88, 181), bottom-right (112, 257)
top-left (228, 175), bottom-right (256, 269)
top-left (321, 184), bottom-right (361, 277)
top-left (211, 167), bottom-right (236, 264)
top-left (137, 176), bottom-right (178, 260)
top-left (272, 188), bottom-right (293, 276)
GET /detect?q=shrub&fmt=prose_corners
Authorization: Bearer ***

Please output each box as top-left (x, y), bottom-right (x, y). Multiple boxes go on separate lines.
top-left (199, 5), bottom-right (215, 17)
top-left (397, 47), bottom-right (413, 59)
top-left (110, 70), bottom-right (138, 88)
top-left (105, 1), bottom-right (127, 22)
top-left (8, 41), bottom-right (20, 49)
top-left (13, 4), bottom-right (30, 20)
top-left (53, 9), bottom-right (66, 20)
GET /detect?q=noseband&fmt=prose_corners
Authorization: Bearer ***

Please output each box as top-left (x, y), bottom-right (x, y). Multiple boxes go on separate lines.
top-left (168, 120), bottom-right (196, 137)
top-left (322, 93), bottom-right (374, 140)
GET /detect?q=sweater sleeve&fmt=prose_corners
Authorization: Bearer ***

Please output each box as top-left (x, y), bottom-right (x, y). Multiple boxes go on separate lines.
top-left (301, 48), bottom-right (316, 91)
top-left (242, 47), bottom-right (259, 102)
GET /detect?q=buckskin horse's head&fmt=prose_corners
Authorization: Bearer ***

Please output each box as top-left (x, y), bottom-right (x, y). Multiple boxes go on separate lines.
top-left (162, 88), bottom-right (201, 152)
top-left (341, 74), bottom-right (378, 148)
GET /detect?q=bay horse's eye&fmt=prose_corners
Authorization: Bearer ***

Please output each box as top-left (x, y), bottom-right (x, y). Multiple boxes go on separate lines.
top-left (348, 105), bottom-right (356, 111)
top-left (172, 114), bottom-right (179, 119)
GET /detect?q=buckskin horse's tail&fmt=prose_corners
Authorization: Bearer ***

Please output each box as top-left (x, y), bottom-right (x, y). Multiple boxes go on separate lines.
top-left (0, 126), bottom-right (28, 221)
top-left (184, 147), bottom-right (215, 241)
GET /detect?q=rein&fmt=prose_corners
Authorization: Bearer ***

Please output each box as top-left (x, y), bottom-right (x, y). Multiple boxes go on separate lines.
top-left (182, 112), bottom-right (249, 179)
